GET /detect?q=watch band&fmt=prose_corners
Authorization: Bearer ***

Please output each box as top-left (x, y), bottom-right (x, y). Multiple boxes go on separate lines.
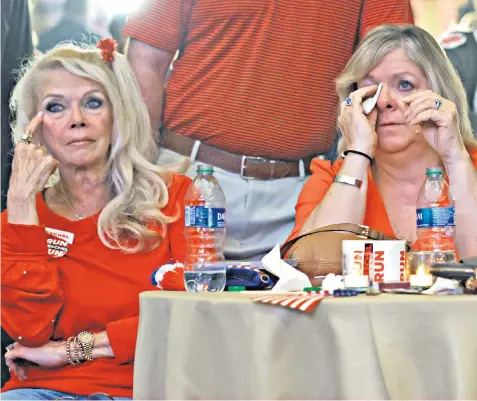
top-left (333, 174), bottom-right (363, 189)
top-left (78, 331), bottom-right (95, 361)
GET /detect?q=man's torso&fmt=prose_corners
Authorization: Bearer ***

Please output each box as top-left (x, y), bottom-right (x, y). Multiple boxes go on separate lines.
top-left (164, 0), bottom-right (363, 159)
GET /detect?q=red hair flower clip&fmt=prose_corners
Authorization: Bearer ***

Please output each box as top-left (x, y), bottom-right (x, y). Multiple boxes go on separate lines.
top-left (96, 38), bottom-right (117, 63)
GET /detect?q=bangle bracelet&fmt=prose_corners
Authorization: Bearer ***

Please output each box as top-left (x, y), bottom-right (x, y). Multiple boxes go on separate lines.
top-left (341, 150), bottom-right (373, 165)
top-left (72, 337), bottom-right (81, 365)
top-left (333, 174), bottom-right (363, 189)
top-left (66, 337), bottom-right (80, 366)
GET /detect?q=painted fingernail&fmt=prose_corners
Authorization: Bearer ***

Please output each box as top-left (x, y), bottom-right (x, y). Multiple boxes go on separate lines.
top-left (37, 111), bottom-right (44, 117)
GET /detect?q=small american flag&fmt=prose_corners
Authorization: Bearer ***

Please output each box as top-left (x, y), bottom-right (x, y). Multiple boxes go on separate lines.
top-left (251, 293), bottom-right (324, 313)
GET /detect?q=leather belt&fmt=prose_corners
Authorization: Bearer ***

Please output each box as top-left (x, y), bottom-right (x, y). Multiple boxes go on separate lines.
top-left (160, 129), bottom-right (314, 180)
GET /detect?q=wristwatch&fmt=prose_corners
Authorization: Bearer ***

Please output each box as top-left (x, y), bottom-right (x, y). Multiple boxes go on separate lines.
top-left (77, 331), bottom-right (95, 361)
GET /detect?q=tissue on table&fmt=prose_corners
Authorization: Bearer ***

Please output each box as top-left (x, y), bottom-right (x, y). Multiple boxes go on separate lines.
top-left (261, 245), bottom-right (312, 291)
top-left (322, 274), bottom-right (345, 293)
top-left (421, 277), bottom-right (463, 295)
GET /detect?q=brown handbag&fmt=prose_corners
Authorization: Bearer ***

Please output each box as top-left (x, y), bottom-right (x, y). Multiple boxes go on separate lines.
top-left (280, 223), bottom-right (410, 287)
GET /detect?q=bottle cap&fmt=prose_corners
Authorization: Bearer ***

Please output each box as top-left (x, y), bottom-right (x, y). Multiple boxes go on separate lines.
top-left (426, 167), bottom-right (443, 176)
top-left (228, 286), bottom-right (245, 292)
top-left (197, 164), bottom-right (214, 174)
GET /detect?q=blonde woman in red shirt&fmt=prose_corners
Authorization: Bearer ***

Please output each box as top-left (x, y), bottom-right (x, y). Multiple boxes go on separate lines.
top-left (1, 40), bottom-right (190, 400)
top-left (287, 25), bottom-right (477, 261)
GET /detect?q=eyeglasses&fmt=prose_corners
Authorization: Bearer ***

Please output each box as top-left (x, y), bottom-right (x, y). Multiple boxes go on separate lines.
top-left (55, 393), bottom-right (114, 400)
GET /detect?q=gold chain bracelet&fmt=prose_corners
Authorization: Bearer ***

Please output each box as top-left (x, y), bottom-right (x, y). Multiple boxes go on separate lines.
top-left (65, 336), bottom-right (81, 366)
top-left (72, 337), bottom-right (81, 365)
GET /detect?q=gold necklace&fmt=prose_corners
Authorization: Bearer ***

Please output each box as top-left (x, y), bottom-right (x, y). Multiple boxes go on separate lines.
top-left (59, 183), bottom-right (84, 220)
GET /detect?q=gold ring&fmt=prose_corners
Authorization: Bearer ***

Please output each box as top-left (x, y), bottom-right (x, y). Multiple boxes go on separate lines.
top-left (21, 130), bottom-right (32, 144)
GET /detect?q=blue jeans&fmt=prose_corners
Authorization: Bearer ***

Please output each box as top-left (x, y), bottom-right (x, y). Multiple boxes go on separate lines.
top-left (1, 388), bottom-right (131, 400)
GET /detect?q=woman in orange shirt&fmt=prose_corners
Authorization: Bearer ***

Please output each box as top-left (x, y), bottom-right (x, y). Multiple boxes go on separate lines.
top-left (288, 25), bottom-right (477, 260)
top-left (1, 40), bottom-right (190, 399)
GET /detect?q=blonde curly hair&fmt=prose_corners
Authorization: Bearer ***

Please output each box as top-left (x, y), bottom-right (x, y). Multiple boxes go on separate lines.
top-left (10, 42), bottom-right (181, 253)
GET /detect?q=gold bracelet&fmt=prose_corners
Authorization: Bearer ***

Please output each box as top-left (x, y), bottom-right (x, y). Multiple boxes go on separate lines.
top-left (72, 337), bottom-right (81, 365)
top-left (66, 337), bottom-right (80, 366)
top-left (78, 339), bottom-right (93, 362)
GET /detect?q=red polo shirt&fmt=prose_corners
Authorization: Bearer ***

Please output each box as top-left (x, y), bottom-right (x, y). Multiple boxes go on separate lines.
top-left (125, 0), bottom-right (414, 160)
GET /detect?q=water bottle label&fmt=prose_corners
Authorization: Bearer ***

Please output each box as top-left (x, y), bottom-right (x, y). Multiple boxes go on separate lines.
top-left (416, 207), bottom-right (455, 228)
top-left (185, 206), bottom-right (225, 228)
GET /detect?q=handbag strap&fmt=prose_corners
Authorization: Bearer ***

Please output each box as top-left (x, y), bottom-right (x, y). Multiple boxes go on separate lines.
top-left (280, 223), bottom-right (410, 258)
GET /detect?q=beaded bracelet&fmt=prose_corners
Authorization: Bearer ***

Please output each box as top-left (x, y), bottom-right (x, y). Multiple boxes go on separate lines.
top-left (66, 337), bottom-right (81, 366)
top-left (72, 337), bottom-right (81, 365)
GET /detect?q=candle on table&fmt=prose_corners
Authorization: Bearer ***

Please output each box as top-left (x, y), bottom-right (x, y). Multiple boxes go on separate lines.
top-left (410, 263), bottom-right (433, 288)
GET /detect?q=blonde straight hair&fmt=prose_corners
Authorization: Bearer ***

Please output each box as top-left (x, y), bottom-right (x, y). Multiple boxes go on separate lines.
top-left (336, 24), bottom-right (477, 153)
top-left (10, 43), bottom-right (179, 253)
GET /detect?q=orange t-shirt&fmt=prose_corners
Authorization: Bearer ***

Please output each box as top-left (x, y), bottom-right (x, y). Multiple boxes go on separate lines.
top-left (124, 0), bottom-right (413, 160)
top-left (1, 174), bottom-right (191, 398)
top-left (287, 150), bottom-right (477, 242)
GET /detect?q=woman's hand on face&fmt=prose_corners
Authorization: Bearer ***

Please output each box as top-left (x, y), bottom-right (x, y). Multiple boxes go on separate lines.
top-left (403, 90), bottom-right (466, 162)
top-left (5, 340), bottom-right (68, 380)
top-left (7, 112), bottom-right (59, 224)
top-left (8, 112), bottom-right (58, 203)
top-left (338, 85), bottom-right (379, 158)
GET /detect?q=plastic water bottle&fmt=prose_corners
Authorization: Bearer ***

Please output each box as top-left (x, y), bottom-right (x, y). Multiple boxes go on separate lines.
top-left (416, 167), bottom-right (456, 261)
top-left (184, 165), bottom-right (226, 292)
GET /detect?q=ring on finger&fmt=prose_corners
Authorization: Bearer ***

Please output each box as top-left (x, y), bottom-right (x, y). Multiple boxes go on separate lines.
top-left (435, 98), bottom-right (442, 110)
top-left (5, 344), bottom-right (15, 352)
top-left (345, 97), bottom-right (352, 107)
top-left (21, 130), bottom-right (33, 144)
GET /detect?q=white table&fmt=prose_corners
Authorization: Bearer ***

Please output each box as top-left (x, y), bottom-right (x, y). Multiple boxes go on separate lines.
top-left (134, 292), bottom-right (477, 400)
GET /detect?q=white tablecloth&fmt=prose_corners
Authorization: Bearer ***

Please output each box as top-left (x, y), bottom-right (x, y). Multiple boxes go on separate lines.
top-left (134, 292), bottom-right (477, 400)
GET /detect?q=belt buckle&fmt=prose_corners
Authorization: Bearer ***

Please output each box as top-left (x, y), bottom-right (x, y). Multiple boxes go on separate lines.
top-left (241, 155), bottom-right (276, 180)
